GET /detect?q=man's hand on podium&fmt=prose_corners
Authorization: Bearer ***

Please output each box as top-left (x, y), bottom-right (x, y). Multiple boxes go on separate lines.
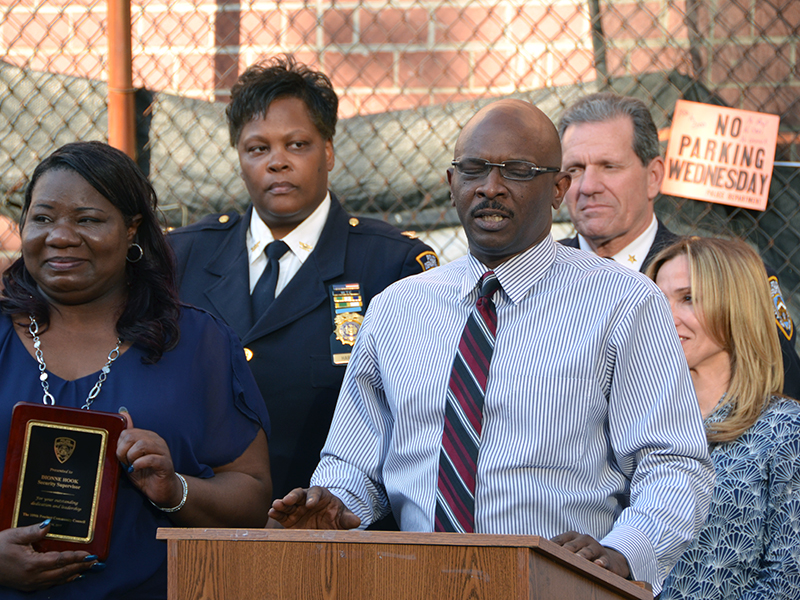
top-left (550, 531), bottom-right (631, 580)
top-left (269, 486), bottom-right (362, 530)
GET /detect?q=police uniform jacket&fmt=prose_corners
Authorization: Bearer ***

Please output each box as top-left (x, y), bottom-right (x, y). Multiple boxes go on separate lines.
top-left (560, 219), bottom-right (800, 398)
top-left (168, 194), bottom-right (438, 499)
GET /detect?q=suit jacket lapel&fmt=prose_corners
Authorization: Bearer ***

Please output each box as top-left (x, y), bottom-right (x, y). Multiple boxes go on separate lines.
top-left (560, 235), bottom-right (580, 248)
top-left (203, 207), bottom-right (253, 338)
top-left (640, 219), bottom-right (679, 272)
top-left (243, 194), bottom-right (349, 343)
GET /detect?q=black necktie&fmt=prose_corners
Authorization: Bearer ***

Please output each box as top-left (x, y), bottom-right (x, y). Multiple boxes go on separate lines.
top-left (251, 240), bottom-right (289, 319)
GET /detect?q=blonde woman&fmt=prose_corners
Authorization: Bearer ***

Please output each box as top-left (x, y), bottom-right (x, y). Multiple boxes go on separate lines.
top-left (648, 236), bottom-right (800, 599)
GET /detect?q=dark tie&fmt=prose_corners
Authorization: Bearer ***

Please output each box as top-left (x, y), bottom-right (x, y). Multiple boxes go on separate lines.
top-left (251, 240), bottom-right (289, 320)
top-left (435, 271), bottom-right (501, 533)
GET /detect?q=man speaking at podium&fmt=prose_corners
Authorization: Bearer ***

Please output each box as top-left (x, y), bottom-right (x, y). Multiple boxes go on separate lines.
top-left (270, 99), bottom-right (714, 595)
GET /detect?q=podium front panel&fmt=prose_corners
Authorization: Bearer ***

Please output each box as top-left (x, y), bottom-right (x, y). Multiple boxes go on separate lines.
top-left (159, 530), bottom-right (652, 600)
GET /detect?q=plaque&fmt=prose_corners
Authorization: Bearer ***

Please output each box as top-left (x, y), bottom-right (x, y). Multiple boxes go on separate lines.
top-left (0, 403), bottom-right (126, 559)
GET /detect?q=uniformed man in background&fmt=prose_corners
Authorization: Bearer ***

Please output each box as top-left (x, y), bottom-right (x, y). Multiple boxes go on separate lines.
top-left (557, 92), bottom-right (800, 397)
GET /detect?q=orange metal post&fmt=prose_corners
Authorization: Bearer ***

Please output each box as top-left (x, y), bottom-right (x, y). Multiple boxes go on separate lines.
top-left (107, 0), bottom-right (135, 158)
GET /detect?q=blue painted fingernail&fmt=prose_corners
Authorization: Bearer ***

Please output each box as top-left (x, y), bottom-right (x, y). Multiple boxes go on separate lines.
top-left (39, 519), bottom-right (51, 528)
top-left (89, 562), bottom-right (106, 572)
top-left (127, 464), bottom-right (135, 473)
top-left (118, 406), bottom-right (128, 414)
top-left (83, 555), bottom-right (98, 562)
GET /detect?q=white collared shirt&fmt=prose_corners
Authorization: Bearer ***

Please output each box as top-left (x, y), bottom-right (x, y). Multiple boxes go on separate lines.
top-left (246, 193), bottom-right (331, 295)
top-left (312, 235), bottom-right (713, 593)
top-left (577, 213), bottom-right (658, 271)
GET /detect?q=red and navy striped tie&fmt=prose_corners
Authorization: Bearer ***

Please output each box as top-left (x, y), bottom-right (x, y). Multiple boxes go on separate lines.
top-left (435, 271), bottom-right (500, 533)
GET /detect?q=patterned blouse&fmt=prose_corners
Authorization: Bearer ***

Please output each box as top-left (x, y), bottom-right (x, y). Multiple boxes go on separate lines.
top-left (660, 397), bottom-right (800, 599)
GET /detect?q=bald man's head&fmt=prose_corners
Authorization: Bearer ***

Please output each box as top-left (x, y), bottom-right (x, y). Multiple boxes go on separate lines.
top-left (455, 99), bottom-right (563, 168)
top-left (448, 100), bottom-right (571, 268)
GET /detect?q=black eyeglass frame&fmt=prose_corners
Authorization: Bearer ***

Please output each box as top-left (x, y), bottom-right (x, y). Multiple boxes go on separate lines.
top-left (451, 158), bottom-right (561, 181)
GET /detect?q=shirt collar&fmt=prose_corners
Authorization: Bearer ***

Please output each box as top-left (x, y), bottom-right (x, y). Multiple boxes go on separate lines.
top-left (577, 214), bottom-right (658, 271)
top-left (247, 192), bottom-right (331, 265)
top-left (463, 234), bottom-right (557, 305)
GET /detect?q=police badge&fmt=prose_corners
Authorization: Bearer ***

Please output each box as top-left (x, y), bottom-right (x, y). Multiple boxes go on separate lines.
top-left (54, 437), bottom-right (76, 464)
top-left (415, 250), bottom-right (439, 271)
top-left (329, 283), bottom-right (366, 365)
top-left (769, 276), bottom-right (794, 340)
top-left (334, 313), bottom-right (364, 346)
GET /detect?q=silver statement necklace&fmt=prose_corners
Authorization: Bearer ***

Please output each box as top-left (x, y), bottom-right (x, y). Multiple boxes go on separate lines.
top-left (28, 315), bottom-right (122, 409)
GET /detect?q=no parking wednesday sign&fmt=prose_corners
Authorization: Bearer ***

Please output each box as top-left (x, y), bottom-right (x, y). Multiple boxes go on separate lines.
top-left (661, 99), bottom-right (780, 211)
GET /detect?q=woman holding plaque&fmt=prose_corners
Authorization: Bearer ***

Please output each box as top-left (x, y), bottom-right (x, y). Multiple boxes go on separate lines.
top-left (0, 141), bottom-right (272, 598)
top-left (647, 237), bottom-right (800, 599)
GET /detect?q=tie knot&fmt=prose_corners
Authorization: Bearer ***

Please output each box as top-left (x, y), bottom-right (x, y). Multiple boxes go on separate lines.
top-left (266, 240), bottom-right (289, 261)
top-left (479, 271), bottom-right (500, 300)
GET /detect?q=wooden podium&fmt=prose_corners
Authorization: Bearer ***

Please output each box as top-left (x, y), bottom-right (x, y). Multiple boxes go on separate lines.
top-left (156, 528), bottom-right (653, 600)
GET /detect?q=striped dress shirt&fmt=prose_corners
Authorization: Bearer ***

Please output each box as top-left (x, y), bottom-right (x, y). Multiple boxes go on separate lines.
top-left (312, 234), bottom-right (714, 593)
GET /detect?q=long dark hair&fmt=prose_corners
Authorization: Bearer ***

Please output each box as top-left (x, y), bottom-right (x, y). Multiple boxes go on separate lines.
top-left (1, 141), bottom-right (181, 363)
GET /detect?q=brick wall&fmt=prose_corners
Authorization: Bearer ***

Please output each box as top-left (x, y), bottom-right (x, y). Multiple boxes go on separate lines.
top-left (0, 0), bottom-right (798, 120)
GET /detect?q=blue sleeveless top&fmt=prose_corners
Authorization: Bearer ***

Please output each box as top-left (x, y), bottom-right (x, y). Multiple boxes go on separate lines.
top-left (0, 305), bottom-right (270, 599)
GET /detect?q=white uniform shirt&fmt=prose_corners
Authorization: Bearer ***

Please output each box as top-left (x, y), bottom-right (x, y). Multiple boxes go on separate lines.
top-left (246, 193), bottom-right (331, 295)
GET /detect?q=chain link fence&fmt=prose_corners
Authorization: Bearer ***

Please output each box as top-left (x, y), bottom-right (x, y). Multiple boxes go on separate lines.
top-left (1, 0), bottom-right (799, 310)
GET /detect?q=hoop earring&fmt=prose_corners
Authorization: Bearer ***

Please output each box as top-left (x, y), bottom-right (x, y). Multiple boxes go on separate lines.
top-left (126, 243), bottom-right (144, 263)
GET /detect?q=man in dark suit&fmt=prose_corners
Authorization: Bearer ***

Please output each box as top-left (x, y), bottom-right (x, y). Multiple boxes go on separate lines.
top-left (168, 56), bottom-right (438, 503)
top-left (557, 92), bottom-right (800, 397)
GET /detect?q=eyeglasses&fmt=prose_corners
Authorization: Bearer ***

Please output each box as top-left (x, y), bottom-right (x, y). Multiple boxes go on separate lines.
top-left (451, 158), bottom-right (561, 181)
